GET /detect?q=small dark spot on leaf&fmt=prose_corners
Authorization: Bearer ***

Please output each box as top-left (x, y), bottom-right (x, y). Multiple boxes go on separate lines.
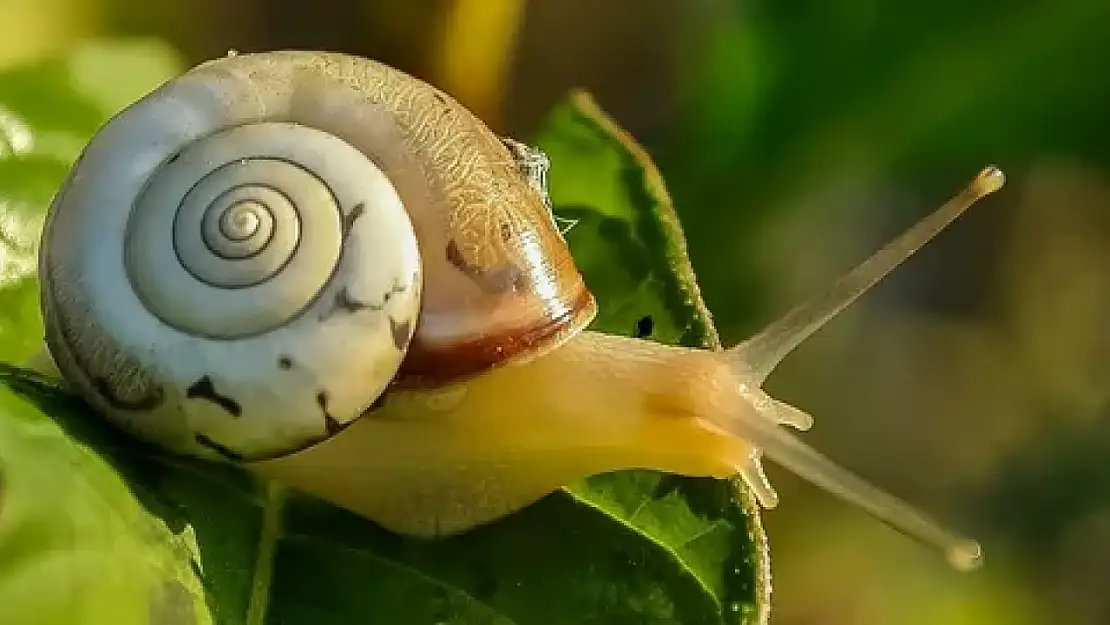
top-left (390, 317), bottom-right (412, 351)
top-left (185, 375), bottom-right (242, 417)
top-left (194, 433), bottom-right (244, 461)
top-left (278, 356), bottom-right (293, 370)
top-left (634, 315), bottom-right (654, 338)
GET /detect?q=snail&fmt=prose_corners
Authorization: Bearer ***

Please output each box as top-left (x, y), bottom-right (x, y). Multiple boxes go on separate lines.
top-left (27, 50), bottom-right (1004, 571)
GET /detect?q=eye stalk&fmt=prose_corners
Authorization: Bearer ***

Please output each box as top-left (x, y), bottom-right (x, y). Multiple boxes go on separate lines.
top-left (732, 166), bottom-right (1006, 382)
top-left (721, 166), bottom-right (1005, 572)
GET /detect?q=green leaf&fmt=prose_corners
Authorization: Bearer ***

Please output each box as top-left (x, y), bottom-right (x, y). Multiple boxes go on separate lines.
top-left (0, 369), bottom-right (212, 625)
top-left (0, 42), bottom-right (769, 625)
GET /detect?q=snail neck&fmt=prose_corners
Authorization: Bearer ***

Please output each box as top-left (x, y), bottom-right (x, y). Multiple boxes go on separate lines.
top-left (250, 330), bottom-right (750, 537)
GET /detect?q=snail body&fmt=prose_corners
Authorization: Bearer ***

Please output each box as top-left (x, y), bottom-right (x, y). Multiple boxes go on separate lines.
top-left (32, 51), bottom-right (1003, 571)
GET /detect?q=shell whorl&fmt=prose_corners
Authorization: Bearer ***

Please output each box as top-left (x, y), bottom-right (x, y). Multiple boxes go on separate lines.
top-left (40, 55), bottom-right (424, 462)
top-left (126, 123), bottom-right (376, 339)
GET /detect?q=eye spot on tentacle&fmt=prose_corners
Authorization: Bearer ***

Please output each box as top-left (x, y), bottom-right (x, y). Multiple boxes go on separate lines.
top-left (185, 375), bottom-right (242, 417)
top-left (390, 317), bottom-right (412, 351)
top-left (633, 315), bottom-right (654, 338)
top-left (194, 433), bottom-right (244, 461)
top-left (340, 202), bottom-right (365, 240)
top-left (316, 390), bottom-right (345, 435)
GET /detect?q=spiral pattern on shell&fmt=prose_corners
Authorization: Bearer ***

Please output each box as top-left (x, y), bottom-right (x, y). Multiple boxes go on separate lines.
top-left (39, 54), bottom-right (424, 461)
top-left (127, 123), bottom-right (378, 339)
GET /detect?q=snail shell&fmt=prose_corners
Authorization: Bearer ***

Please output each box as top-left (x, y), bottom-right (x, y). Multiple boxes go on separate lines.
top-left (39, 51), bottom-right (596, 462)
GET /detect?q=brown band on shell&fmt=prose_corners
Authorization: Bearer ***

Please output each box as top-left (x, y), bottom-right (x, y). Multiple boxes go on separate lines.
top-left (395, 286), bottom-right (597, 388)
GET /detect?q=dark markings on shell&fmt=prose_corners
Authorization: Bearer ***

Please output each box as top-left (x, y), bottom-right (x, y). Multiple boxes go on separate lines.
top-left (329, 286), bottom-right (373, 317)
top-left (166, 151), bottom-right (181, 165)
top-left (185, 375), bottom-right (242, 417)
top-left (445, 239), bottom-right (525, 294)
top-left (341, 202), bottom-right (366, 240)
top-left (499, 222), bottom-right (513, 243)
top-left (194, 433), bottom-right (244, 461)
top-left (634, 315), bottom-right (654, 338)
top-left (318, 279), bottom-right (411, 321)
top-left (316, 390), bottom-right (345, 436)
top-left (389, 317), bottom-right (412, 351)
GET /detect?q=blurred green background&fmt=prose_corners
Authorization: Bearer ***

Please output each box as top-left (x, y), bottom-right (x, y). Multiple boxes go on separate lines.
top-left (5, 0), bottom-right (1110, 623)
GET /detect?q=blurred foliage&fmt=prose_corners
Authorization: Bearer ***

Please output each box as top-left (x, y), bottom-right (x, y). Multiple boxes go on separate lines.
top-left (0, 1), bottom-right (1108, 624)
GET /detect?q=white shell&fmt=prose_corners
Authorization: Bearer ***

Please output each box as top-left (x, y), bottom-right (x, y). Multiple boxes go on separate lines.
top-left (39, 55), bottom-right (423, 461)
